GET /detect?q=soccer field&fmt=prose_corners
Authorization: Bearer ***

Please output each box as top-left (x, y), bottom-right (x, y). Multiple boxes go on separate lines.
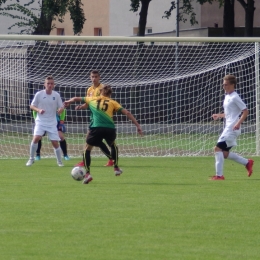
top-left (1, 157), bottom-right (260, 260)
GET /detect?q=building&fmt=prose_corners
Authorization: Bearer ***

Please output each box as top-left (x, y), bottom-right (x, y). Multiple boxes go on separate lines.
top-left (0, 0), bottom-right (259, 37)
top-left (50, 0), bottom-right (175, 36)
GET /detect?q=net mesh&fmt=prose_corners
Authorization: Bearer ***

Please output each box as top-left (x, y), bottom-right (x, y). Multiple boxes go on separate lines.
top-left (0, 38), bottom-right (257, 158)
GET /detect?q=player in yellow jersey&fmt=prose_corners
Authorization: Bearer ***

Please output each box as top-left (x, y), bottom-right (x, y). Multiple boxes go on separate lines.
top-left (75, 70), bottom-right (114, 167)
top-left (64, 85), bottom-right (143, 184)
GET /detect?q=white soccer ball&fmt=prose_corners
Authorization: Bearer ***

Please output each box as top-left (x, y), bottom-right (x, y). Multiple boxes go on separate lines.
top-left (71, 167), bottom-right (86, 181)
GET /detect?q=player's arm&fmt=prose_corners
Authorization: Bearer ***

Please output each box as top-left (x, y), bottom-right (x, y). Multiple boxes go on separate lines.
top-left (76, 103), bottom-right (88, 110)
top-left (121, 109), bottom-right (143, 136)
top-left (212, 113), bottom-right (225, 120)
top-left (233, 108), bottom-right (248, 130)
top-left (64, 97), bottom-right (82, 107)
top-left (64, 97), bottom-right (89, 110)
top-left (56, 95), bottom-right (64, 115)
top-left (30, 104), bottom-right (45, 115)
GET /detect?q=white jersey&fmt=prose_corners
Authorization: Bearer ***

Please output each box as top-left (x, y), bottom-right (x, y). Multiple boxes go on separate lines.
top-left (217, 91), bottom-right (247, 147)
top-left (31, 90), bottom-right (63, 127)
top-left (223, 91), bottom-right (247, 131)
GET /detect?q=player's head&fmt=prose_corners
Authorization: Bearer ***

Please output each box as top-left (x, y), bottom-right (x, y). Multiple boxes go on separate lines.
top-left (44, 75), bottom-right (55, 92)
top-left (90, 70), bottom-right (100, 85)
top-left (100, 85), bottom-right (112, 97)
top-left (223, 74), bottom-right (236, 93)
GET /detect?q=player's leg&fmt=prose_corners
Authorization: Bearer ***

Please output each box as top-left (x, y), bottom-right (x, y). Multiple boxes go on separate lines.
top-left (110, 142), bottom-right (123, 176)
top-left (224, 132), bottom-right (254, 176)
top-left (35, 138), bottom-right (42, 160)
top-left (83, 144), bottom-right (92, 173)
top-left (82, 144), bottom-right (93, 184)
top-left (58, 130), bottom-right (70, 160)
top-left (82, 129), bottom-right (101, 184)
top-left (47, 126), bottom-right (63, 166)
top-left (104, 129), bottom-right (123, 176)
top-left (26, 124), bottom-right (45, 166)
top-left (75, 130), bottom-right (113, 167)
top-left (99, 141), bottom-right (113, 166)
top-left (210, 142), bottom-right (228, 180)
top-left (227, 152), bottom-right (254, 177)
top-left (75, 130), bottom-right (90, 167)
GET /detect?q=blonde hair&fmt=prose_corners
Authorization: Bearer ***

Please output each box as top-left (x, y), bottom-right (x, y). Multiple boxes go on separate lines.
top-left (100, 85), bottom-right (112, 97)
top-left (223, 74), bottom-right (237, 87)
top-left (45, 75), bottom-right (54, 81)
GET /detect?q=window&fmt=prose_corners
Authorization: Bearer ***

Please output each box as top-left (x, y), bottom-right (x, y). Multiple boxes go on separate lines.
top-left (57, 28), bottom-right (65, 44)
top-left (94, 28), bottom-right (102, 36)
top-left (57, 28), bottom-right (65, 35)
top-left (133, 27), bottom-right (152, 35)
top-left (133, 27), bottom-right (138, 35)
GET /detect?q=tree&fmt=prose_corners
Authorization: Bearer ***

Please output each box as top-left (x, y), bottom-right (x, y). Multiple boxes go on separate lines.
top-left (164, 0), bottom-right (255, 37)
top-left (130, 0), bottom-right (152, 36)
top-left (237, 0), bottom-right (255, 36)
top-left (0, 0), bottom-right (86, 35)
top-left (223, 0), bottom-right (235, 36)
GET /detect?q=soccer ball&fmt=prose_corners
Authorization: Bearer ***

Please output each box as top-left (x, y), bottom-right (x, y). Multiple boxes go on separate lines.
top-left (71, 167), bottom-right (86, 181)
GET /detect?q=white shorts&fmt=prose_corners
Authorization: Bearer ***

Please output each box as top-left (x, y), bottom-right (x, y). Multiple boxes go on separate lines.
top-left (34, 124), bottom-right (60, 141)
top-left (217, 129), bottom-right (241, 147)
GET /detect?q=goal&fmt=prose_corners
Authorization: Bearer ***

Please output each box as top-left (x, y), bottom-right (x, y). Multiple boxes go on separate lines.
top-left (0, 35), bottom-right (259, 158)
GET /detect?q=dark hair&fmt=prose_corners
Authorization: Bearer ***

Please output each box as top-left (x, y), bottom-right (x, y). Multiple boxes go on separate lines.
top-left (45, 75), bottom-right (54, 81)
top-left (100, 85), bottom-right (112, 97)
top-left (90, 70), bottom-right (100, 75)
top-left (223, 74), bottom-right (237, 87)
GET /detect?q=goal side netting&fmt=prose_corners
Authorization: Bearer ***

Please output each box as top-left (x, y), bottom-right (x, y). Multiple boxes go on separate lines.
top-left (0, 35), bottom-right (259, 158)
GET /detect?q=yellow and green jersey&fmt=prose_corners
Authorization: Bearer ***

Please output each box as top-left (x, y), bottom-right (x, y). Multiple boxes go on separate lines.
top-left (86, 84), bottom-right (104, 97)
top-left (82, 96), bottom-right (123, 129)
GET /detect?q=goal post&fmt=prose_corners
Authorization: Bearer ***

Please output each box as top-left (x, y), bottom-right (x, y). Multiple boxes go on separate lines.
top-left (0, 35), bottom-right (259, 158)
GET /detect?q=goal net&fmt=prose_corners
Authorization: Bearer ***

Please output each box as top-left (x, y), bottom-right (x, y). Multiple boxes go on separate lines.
top-left (0, 35), bottom-right (259, 158)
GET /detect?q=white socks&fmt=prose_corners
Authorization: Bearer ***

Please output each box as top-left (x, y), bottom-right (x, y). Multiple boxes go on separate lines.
top-left (215, 151), bottom-right (224, 176)
top-left (227, 152), bottom-right (248, 166)
top-left (29, 142), bottom-right (38, 160)
top-left (215, 151), bottom-right (248, 176)
top-left (54, 147), bottom-right (62, 163)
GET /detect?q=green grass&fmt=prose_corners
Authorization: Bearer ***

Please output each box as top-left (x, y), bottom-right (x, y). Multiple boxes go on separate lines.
top-left (0, 133), bottom-right (257, 156)
top-left (1, 157), bottom-right (260, 260)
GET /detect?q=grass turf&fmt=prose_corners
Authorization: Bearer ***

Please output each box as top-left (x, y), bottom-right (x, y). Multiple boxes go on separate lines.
top-left (1, 157), bottom-right (260, 260)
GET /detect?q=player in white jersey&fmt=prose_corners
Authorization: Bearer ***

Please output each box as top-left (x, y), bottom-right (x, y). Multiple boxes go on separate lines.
top-left (26, 76), bottom-right (64, 167)
top-left (210, 75), bottom-right (254, 180)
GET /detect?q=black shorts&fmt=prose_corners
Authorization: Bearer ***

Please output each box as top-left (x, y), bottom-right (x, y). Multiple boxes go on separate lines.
top-left (57, 122), bottom-right (64, 133)
top-left (216, 141), bottom-right (232, 152)
top-left (87, 127), bottom-right (116, 147)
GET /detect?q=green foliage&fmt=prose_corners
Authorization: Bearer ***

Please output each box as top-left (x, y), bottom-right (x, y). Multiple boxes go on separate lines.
top-left (0, 0), bottom-right (86, 35)
top-left (130, 0), bottom-right (140, 12)
top-left (162, 0), bottom-right (207, 26)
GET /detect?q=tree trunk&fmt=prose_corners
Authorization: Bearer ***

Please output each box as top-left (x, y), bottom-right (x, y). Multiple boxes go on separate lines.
top-left (244, 0), bottom-right (255, 36)
top-left (138, 0), bottom-right (151, 36)
top-left (33, 0), bottom-right (53, 35)
top-left (223, 0), bottom-right (235, 36)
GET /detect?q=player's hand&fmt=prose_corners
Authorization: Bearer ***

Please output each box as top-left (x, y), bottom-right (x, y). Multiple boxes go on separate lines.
top-left (212, 114), bottom-right (219, 120)
top-left (233, 123), bottom-right (240, 130)
top-left (63, 101), bottom-right (70, 107)
top-left (38, 109), bottom-right (45, 114)
top-left (137, 127), bottom-right (143, 136)
top-left (57, 108), bottom-right (63, 115)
